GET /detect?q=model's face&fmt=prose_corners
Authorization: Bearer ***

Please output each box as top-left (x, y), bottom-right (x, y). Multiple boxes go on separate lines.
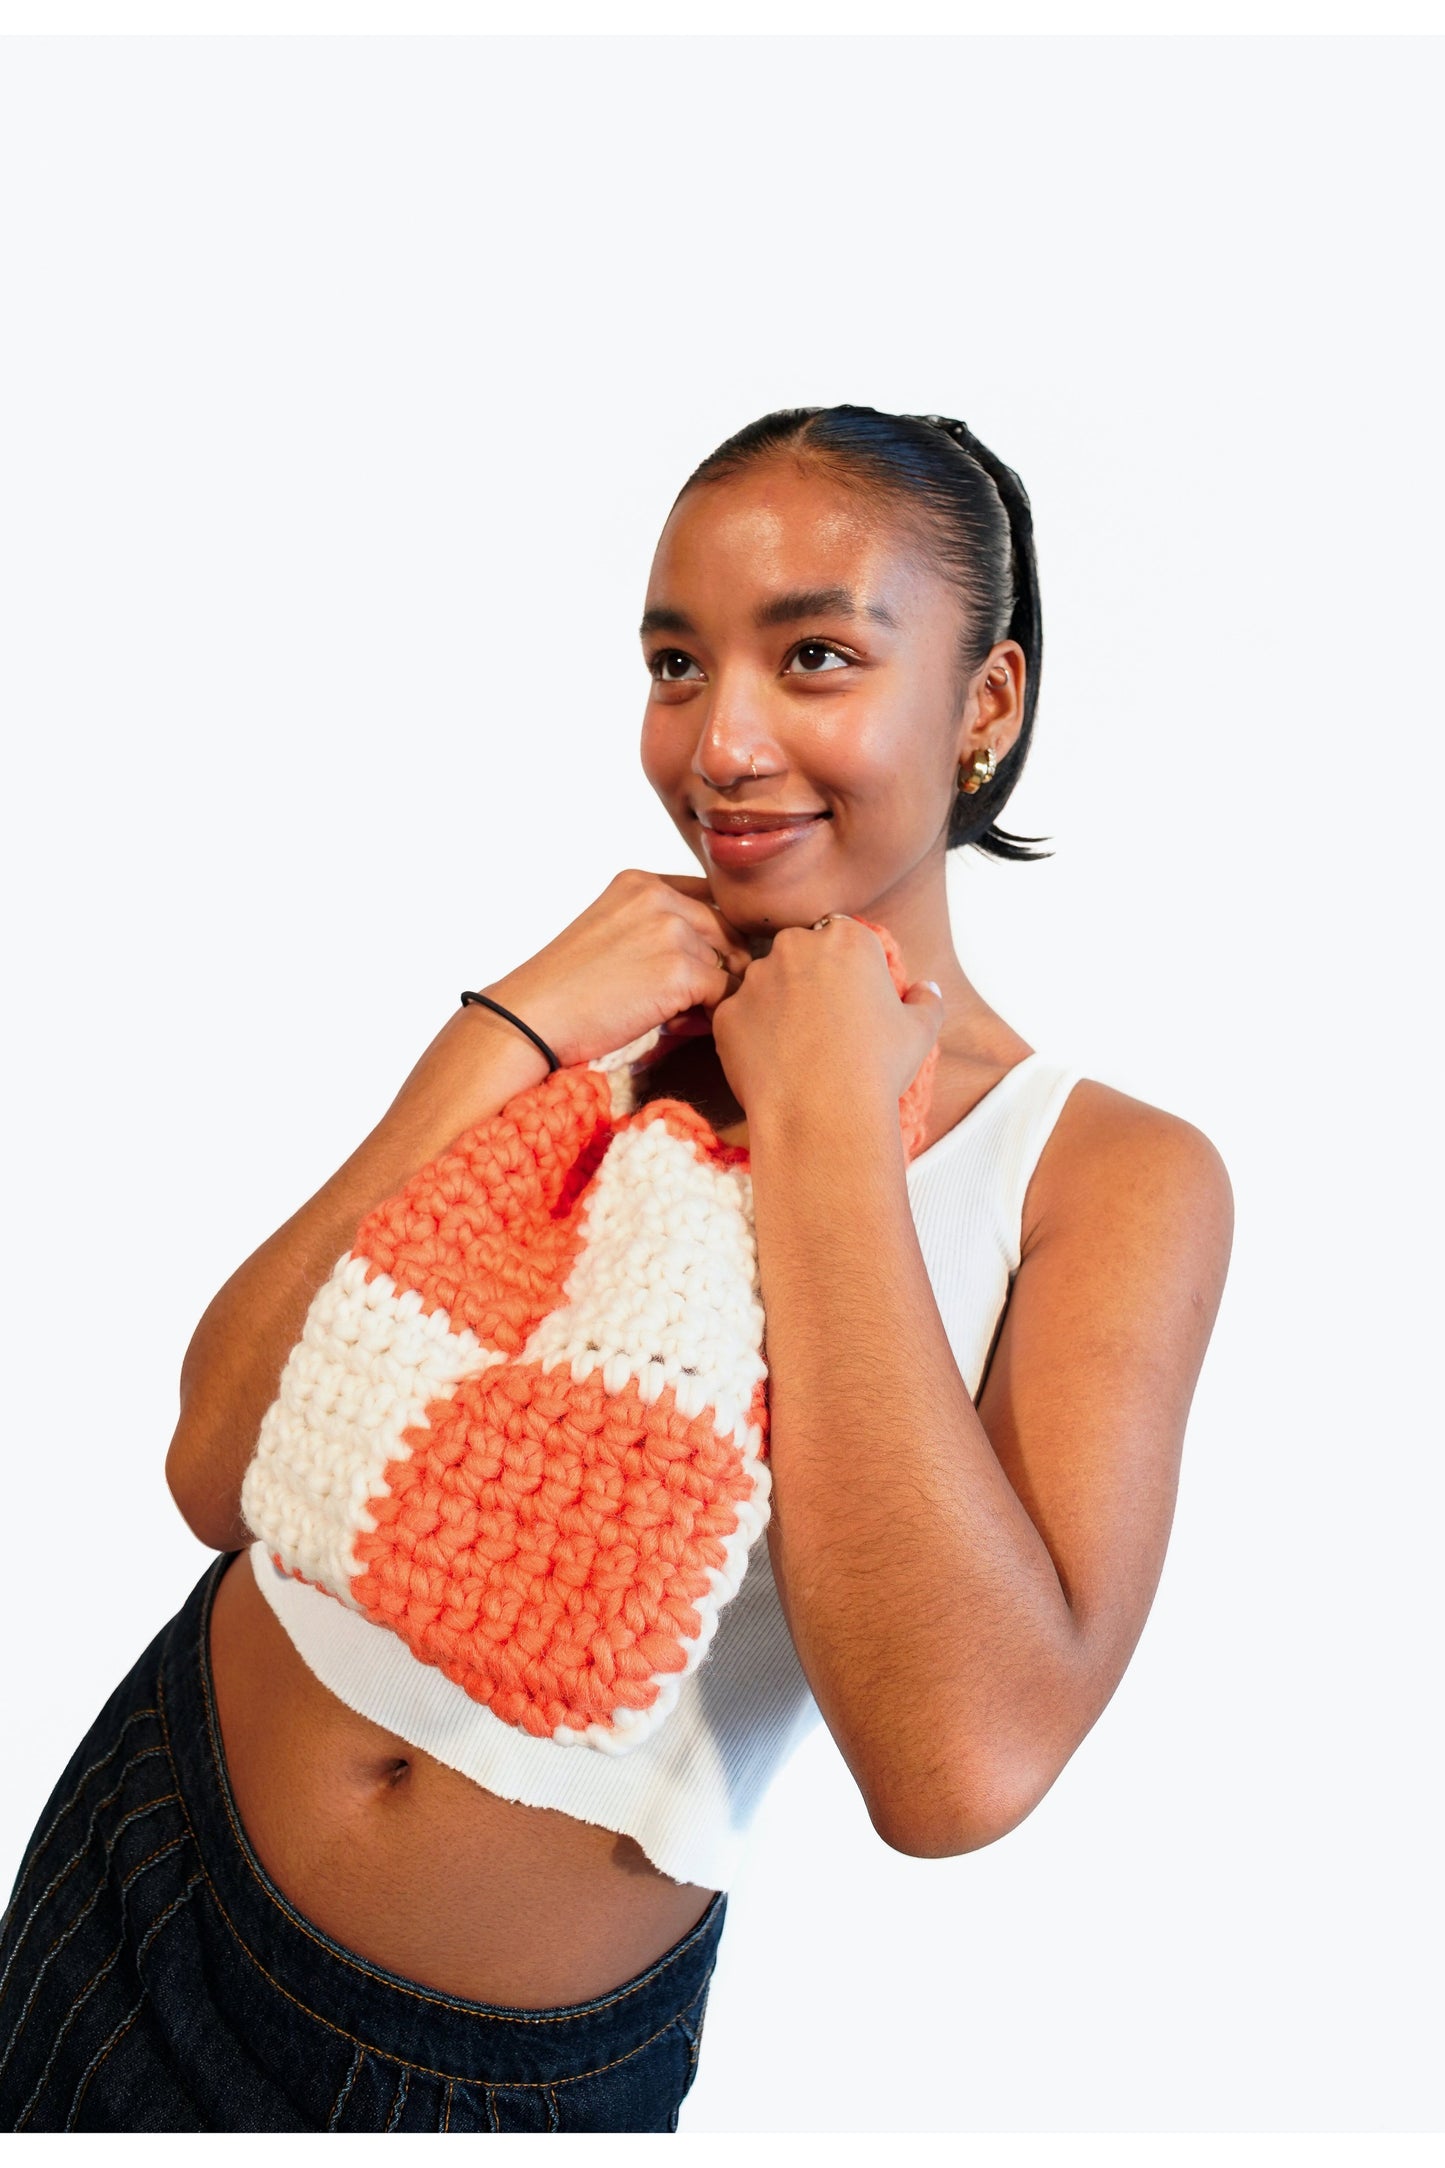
top-left (639, 458), bottom-right (1002, 935)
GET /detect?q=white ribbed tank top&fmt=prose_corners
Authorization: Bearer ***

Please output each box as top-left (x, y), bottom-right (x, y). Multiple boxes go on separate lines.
top-left (249, 1051), bottom-right (1082, 1892)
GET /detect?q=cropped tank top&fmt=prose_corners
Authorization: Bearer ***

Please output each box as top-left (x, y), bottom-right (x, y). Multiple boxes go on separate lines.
top-left (250, 1051), bottom-right (1083, 1893)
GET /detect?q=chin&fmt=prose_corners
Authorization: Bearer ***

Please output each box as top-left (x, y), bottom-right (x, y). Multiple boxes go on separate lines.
top-left (701, 873), bottom-right (816, 921)
top-left (723, 902), bottom-right (846, 953)
top-left (713, 845), bottom-right (918, 943)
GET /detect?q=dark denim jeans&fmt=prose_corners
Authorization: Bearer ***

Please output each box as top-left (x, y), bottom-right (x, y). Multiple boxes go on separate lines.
top-left (0, 1550), bottom-right (726, 2132)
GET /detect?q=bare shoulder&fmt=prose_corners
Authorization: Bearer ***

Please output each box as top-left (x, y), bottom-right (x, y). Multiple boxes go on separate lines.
top-left (1022, 1075), bottom-right (1234, 1283)
top-left (972, 1072), bottom-right (1235, 1687)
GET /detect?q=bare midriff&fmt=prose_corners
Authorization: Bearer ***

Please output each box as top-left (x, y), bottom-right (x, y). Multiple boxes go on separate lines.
top-left (206, 1548), bottom-right (720, 2012)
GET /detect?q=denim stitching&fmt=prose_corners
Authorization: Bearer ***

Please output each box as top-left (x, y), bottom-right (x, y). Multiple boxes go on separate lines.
top-left (58, 2002), bottom-right (143, 2134)
top-left (13, 1833), bottom-right (178, 2129)
top-left (327, 2043), bottom-right (363, 2130)
top-left (20, 1868), bottom-right (202, 2133)
top-left (542, 1971), bottom-right (716, 2096)
top-left (32, 1798), bottom-right (180, 1970)
top-left (439, 2078), bottom-right (453, 2133)
top-left (0, 1823), bottom-right (184, 2088)
top-left (0, 1707), bottom-right (160, 1948)
top-left (485, 2087), bottom-right (500, 2133)
top-left (384, 2066), bottom-right (409, 2132)
top-left (0, 1750), bottom-right (170, 2016)
top-left (545, 2083), bottom-right (560, 2132)
top-left (60, 1881), bottom-right (203, 2133)
top-left (185, 1555), bottom-right (723, 2028)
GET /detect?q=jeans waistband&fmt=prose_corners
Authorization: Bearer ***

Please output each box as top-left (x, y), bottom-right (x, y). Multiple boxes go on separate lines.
top-left (158, 1552), bottom-right (727, 2087)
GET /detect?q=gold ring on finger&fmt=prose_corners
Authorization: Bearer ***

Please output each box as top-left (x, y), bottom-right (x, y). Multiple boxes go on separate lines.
top-left (712, 947), bottom-right (728, 971)
top-left (811, 914), bottom-right (835, 931)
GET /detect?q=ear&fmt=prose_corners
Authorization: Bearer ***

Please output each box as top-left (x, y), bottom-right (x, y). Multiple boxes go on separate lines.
top-left (955, 640), bottom-right (1027, 769)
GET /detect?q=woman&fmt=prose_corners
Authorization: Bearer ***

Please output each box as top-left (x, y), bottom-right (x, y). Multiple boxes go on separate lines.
top-left (0, 405), bottom-right (1233, 2132)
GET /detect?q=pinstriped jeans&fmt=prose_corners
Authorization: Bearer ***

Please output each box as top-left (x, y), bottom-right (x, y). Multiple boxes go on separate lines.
top-left (0, 1550), bottom-right (725, 2132)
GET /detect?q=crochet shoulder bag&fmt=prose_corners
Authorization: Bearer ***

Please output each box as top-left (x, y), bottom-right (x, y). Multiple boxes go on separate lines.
top-left (241, 919), bottom-right (938, 1756)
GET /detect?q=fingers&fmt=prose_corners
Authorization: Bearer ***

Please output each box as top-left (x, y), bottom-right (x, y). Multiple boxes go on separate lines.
top-left (687, 941), bottom-right (747, 1009)
top-left (668, 901), bottom-right (753, 979)
top-left (652, 871), bottom-right (753, 968)
top-left (902, 979), bottom-right (947, 1058)
top-left (654, 873), bottom-right (716, 902)
top-left (653, 907), bottom-right (746, 1022)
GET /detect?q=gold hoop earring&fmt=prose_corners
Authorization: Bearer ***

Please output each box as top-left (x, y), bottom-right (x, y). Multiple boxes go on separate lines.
top-left (957, 746), bottom-right (997, 796)
top-left (749, 753), bottom-right (758, 779)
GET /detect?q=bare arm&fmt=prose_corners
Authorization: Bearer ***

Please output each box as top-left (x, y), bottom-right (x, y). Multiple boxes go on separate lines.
top-left (710, 915), bottom-right (1235, 1857)
top-left (750, 1076), bottom-right (1233, 1856)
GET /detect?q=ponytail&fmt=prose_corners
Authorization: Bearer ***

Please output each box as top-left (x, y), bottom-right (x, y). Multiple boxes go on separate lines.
top-left (919, 414), bottom-right (1049, 861)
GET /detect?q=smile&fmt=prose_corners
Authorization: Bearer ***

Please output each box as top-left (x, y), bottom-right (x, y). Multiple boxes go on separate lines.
top-left (697, 813), bottom-right (830, 869)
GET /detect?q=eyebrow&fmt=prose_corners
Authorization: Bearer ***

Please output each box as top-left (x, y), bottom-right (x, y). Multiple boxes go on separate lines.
top-left (638, 604), bottom-right (698, 638)
top-left (638, 586), bottom-right (899, 640)
top-left (756, 586), bottom-right (899, 631)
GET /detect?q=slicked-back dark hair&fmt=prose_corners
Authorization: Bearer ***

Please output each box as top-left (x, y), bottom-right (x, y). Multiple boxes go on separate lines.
top-left (674, 404), bottom-right (1051, 862)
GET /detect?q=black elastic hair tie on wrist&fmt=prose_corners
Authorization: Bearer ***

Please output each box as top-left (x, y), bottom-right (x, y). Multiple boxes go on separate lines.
top-left (459, 991), bottom-right (562, 1072)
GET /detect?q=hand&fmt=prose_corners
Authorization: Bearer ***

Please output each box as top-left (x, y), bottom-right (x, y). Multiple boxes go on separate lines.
top-left (476, 869), bottom-right (754, 1072)
top-left (710, 915), bottom-right (943, 1124)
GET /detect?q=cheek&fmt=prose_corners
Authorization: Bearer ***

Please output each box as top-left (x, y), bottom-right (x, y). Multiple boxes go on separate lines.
top-left (638, 708), bottom-right (699, 818)
top-left (822, 698), bottom-right (940, 813)
top-left (637, 707), bottom-right (676, 790)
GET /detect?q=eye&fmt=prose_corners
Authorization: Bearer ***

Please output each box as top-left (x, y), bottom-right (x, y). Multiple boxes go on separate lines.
top-left (649, 650), bottom-right (704, 683)
top-left (785, 641), bottom-right (851, 675)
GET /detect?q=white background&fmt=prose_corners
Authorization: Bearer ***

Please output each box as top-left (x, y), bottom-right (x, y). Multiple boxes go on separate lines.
top-left (1, 33), bottom-right (1439, 2136)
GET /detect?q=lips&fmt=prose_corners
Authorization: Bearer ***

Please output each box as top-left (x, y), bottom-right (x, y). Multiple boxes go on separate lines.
top-left (699, 810), bottom-right (829, 833)
top-left (695, 808), bottom-right (830, 870)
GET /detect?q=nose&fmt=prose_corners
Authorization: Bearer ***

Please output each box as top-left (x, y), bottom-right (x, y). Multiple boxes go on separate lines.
top-left (689, 670), bottom-right (778, 789)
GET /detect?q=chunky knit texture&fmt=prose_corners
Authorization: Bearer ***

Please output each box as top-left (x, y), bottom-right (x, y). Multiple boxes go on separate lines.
top-left (241, 921), bottom-right (938, 1756)
top-left (251, 1049), bottom-right (1083, 1890)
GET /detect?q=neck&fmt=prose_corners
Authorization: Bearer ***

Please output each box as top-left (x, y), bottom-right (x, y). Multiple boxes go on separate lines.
top-left (745, 850), bottom-right (977, 1015)
top-left (745, 848), bottom-right (1028, 1075)
top-left (859, 853), bottom-right (966, 996)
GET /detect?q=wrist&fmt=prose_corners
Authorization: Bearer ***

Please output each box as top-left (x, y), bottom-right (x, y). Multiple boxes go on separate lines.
top-left (453, 999), bottom-right (554, 1092)
top-left (747, 1074), bottom-right (900, 1160)
top-left (384, 1001), bottom-right (550, 1151)
top-left (477, 971), bottom-right (571, 1068)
